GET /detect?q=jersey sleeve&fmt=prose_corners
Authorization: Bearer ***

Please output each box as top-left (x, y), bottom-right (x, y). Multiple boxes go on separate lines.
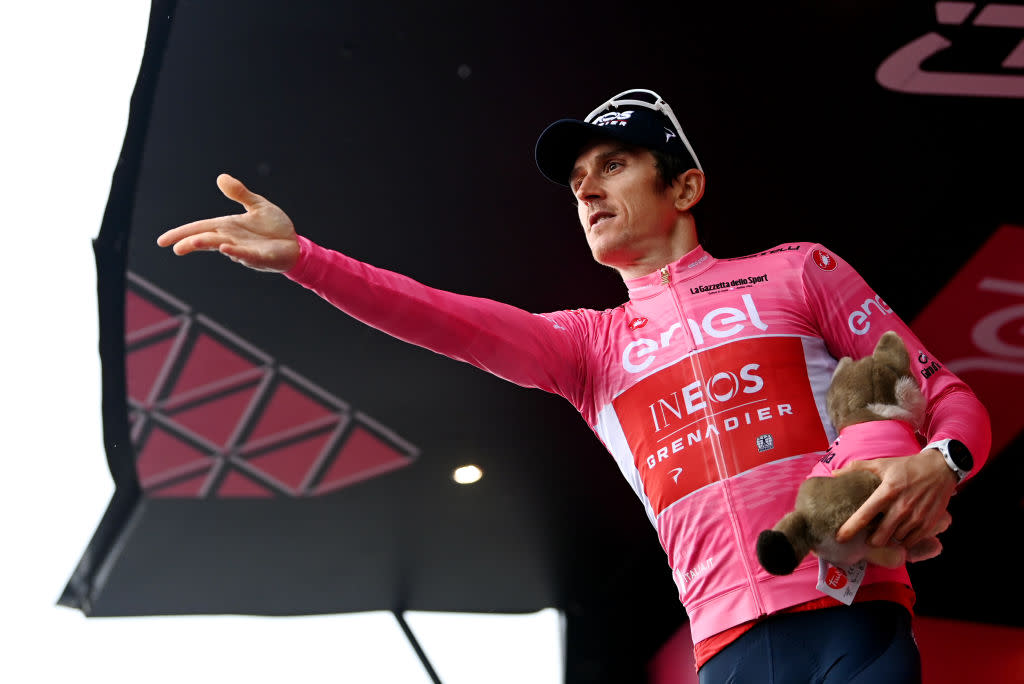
top-left (283, 235), bottom-right (592, 412)
top-left (799, 244), bottom-right (992, 479)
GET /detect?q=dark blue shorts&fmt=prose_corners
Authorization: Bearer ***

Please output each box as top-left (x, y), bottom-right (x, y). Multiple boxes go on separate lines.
top-left (698, 602), bottom-right (921, 684)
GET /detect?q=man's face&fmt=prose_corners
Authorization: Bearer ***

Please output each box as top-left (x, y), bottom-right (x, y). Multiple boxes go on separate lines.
top-left (570, 140), bottom-right (681, 269)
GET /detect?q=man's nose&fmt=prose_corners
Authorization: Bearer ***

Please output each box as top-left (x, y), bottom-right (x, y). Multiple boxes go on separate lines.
top-left (575, 173), bottom-right (603, 204)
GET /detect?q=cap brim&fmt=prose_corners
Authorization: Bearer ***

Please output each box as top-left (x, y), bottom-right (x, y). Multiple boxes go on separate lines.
top-left (534, 119), bottom-right (620, 187)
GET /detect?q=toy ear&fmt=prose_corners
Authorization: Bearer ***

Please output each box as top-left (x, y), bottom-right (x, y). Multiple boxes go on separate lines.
top-left (872, 331), bottom-right (910, 376)
top-left (872, 331), bottom-right (911, 403)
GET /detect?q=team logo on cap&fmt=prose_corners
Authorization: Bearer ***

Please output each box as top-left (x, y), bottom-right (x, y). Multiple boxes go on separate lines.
top-left (664, 127), bottom-right (677, 142)
top-left (592, 110), bottom-right (634, 127)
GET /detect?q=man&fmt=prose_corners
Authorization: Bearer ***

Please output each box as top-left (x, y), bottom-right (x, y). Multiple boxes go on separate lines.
top-left (158, 89), bottom-right (990, 682)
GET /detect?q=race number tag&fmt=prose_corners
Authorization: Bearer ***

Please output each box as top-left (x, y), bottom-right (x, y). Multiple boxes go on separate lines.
top-left (816, 557), bottom-right (867, 605)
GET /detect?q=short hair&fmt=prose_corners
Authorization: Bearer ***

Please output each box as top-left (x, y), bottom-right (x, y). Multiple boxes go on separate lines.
top-left (652, 147), bottom-right (706, 237)
top-left (651, 148), bottom-right (697, 191)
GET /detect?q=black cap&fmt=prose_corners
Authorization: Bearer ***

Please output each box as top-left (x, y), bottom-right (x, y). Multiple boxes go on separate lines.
top-left (534, 89), bottom-right (702, 187)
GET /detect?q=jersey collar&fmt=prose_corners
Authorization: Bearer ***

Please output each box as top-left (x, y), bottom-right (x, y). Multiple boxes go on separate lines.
top-left (624, 244), bottom-right (716, 300)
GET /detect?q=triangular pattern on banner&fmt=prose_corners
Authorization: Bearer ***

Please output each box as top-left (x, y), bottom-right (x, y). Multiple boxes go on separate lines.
top-left (125, 290), bottom-right (178, 335)
top-left (126, 336), bottom-right (178, 405)
top-left (217, 469), bottom-right (276, 497)
top-left (313, 426), bottom-right (413, 495)
top-left (167, 385), bottom-right (259, 448)
top-left (124, 274), bottom-right (420, 499)
top-left (136, 425), bottom-right (212, 485)
top-left (246, 380), bottom-right (341, 443)
top-left (149, 472), bottom-right (210, 498)
top-left (170, 332), bottom-right (260, 396)
top-left (246, 429), bottom-right (336, 492)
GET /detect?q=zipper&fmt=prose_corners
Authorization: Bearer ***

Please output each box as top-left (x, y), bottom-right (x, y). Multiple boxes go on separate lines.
top-left (662, 266), bottom-right (767, 618)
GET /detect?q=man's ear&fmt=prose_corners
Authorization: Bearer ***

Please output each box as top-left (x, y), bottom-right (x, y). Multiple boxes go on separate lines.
top-left (674, 169), bottom-right (706, 212)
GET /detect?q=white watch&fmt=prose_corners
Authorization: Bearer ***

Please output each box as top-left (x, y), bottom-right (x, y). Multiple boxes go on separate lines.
top-left (924, 438), bottom-right (973, 484)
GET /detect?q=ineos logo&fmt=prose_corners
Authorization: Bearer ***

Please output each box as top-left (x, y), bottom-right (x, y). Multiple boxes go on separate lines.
top-left (647, 363), bottom-right (764, 432)
top-left (706, 371), bottom-right (746, 402)
top-left (592, 110), bottom-right (634, 127)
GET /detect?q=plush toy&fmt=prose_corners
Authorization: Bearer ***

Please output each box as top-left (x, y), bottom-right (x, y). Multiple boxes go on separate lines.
top-left (755, 330), bottom-right (943, 576)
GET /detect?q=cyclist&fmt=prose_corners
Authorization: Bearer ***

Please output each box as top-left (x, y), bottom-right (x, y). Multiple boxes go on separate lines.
top-left (159, 89), bottom-right (990, 682)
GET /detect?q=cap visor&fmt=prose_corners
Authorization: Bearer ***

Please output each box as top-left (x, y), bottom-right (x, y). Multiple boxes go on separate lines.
top-left (534, 119), bottom-right (609, 187)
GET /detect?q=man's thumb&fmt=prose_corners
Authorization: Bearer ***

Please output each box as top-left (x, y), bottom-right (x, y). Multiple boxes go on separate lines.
top-left (216, 173), bottom-right (261, 210)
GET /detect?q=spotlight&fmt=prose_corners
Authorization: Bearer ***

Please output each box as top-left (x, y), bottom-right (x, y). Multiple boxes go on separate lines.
top-left (452, 465), bottom-right (483, 484)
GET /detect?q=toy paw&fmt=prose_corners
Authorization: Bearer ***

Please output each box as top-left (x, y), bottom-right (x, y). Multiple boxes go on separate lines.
top-left (907, 538), bottom-right (943, 563)
top-left (756, 529), bottom-right (801, 576)
top-left (865, 545), bottom-right (906, 569)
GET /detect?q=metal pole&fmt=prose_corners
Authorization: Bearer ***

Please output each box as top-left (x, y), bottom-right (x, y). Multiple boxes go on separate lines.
top-left (393, 610), bottom-right (443, 684)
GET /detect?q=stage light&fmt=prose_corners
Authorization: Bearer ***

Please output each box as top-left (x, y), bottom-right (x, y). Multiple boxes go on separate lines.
top-left (452, 465), bottom-right (483, 484)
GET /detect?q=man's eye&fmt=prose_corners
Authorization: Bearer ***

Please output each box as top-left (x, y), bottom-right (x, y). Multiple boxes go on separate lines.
top-left (606, 161), bottom-right (622, 172)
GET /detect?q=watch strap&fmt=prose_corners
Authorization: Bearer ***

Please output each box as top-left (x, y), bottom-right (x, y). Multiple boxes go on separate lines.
top-left (925, 438), bottom-right (970, 484)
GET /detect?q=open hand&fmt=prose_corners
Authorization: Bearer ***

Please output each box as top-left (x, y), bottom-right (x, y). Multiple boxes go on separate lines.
top-left (157, 174), bottom-right (300, 272)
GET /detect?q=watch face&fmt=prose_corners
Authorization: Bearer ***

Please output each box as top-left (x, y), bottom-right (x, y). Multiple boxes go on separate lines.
top-left (948, 439), bottom-right (974, 471)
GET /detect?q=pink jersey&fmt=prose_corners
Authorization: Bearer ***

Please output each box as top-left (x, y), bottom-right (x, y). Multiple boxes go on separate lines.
top-left (285, 237), bottom-right (991, 644)
top-left (814, 420), bottom-right (923, 478)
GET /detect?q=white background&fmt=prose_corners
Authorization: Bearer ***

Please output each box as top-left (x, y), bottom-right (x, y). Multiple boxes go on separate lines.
top-left (0, 3), bottom-right (560, 682)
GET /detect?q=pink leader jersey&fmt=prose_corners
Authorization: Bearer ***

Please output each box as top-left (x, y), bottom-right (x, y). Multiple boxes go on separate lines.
top-left (284, 237), bottom-right (991, 645)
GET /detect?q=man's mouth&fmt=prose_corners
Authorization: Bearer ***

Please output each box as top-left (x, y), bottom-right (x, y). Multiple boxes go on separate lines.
top-left (589, 211), bottom-right (615, 228)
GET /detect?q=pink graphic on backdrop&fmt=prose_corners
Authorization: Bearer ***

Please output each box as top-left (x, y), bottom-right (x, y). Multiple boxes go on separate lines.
top-left (877, 2), bottom-right (1024, 98)
top-left (124, 273), bottom-right (418, 498)
top-left (912, 225), bottom-right (1024, 459)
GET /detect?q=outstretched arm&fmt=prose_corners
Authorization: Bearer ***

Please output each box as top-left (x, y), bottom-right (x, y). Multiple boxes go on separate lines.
top-left (156, 174), bottom-right (591, 410)
top-left (157, 174), bottom-right (300, 272)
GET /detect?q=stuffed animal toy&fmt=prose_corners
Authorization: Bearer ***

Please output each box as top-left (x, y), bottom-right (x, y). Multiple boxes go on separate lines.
top-left (755, 330), bottom-right (944, 576)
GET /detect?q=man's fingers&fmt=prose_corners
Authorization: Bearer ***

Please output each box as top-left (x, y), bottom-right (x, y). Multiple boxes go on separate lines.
top-left (836, 487), bottom-right (890, 542)
top-left (901, 511), bottom-right (953, 549)
top-left (158, 214), bottom-right (243, 249)
top-left (832, 459), bottom-right (873, 476)
top-left (217, 173), bottom-right (265, 212)
top-left (171, 232), bottom-right (235, 256)
top-left (218, 242), bottom-right (257, 262)
top-left (158, 175), bottom-right (265, 249)
top-left (159, 175), bottom-right (294, 270)
top-left (157, 218), bottom-right (222, 247)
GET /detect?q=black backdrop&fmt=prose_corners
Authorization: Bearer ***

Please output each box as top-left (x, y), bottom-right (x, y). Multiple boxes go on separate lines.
top-left (63, 1), bottom-right (1024, 681)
